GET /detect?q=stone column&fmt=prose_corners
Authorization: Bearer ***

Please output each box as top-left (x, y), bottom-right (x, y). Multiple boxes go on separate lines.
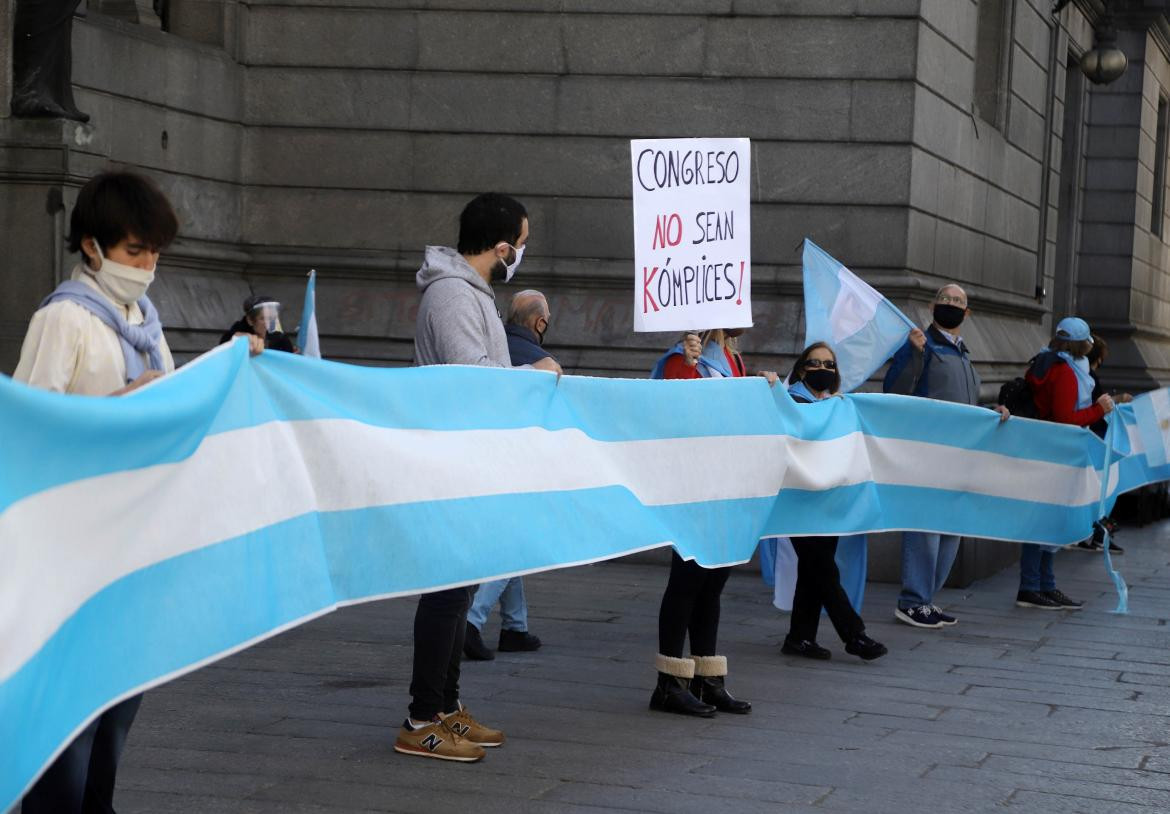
top-left (1, 0), bottom-right (13, 114)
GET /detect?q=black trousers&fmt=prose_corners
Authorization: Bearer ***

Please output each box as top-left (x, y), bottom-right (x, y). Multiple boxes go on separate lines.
top-left (658, 552), bottom-right (732, 658)
top-left (408, 586), bottom-right (474, 721)
top-left (23, 694), bottom-right (142, 814)
top-left (788, 537), bottom-right (865, 644)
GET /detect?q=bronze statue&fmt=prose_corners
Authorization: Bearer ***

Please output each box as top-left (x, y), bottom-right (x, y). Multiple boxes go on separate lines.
top-left (11, 0), bottom-right (90, 122)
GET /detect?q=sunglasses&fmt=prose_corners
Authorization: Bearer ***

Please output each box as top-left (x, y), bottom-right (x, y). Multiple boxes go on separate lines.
top-left (803, 359), bottom-right (837, 370)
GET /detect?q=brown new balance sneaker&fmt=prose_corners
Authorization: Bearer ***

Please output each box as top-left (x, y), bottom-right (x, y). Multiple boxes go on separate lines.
top-left (440, 706), bottom-right (506, 748)
top-left (394, 718), bottom-right (485, 762)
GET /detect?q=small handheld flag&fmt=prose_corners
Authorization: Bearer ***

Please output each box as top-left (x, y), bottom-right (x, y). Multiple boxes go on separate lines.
top-left (299, 269), bottom-right (321, 359)
top-left (801, 239), bottom-right (915, 392)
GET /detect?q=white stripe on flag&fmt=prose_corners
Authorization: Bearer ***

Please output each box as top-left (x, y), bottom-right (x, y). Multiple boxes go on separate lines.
top-left (829, 265), bottom-right (884, 344)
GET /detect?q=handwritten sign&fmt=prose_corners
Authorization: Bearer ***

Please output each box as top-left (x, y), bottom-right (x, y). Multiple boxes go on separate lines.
top-left (630, 137), bottom-right (752, 332)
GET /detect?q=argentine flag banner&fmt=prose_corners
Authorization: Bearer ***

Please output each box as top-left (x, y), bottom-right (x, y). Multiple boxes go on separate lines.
top-left (801, 239), bottom-right (917, 392)
top-left (0, 342), bottom-right (1139, 808)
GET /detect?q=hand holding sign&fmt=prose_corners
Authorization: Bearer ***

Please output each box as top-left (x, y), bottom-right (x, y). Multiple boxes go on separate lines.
top-left (631, 138), bottom-right (752, 332)
top-left (682, 333), bottom-right (703, 367)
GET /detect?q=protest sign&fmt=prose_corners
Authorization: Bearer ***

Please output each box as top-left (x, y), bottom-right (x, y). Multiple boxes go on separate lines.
top-left (630, 138), bottom-right (752, 332)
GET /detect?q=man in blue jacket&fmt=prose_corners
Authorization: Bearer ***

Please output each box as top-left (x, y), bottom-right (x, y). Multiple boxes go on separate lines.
top-left (464, 290), bottom-right (554, 659)
top-left (883, 284), bottom-right (1007, 629)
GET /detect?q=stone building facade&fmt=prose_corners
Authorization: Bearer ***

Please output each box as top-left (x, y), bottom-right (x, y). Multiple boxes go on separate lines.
top-left (3, 0), bottom-right (1169, 578)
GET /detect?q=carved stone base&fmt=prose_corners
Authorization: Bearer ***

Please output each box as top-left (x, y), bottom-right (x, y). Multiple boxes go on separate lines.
top-left (10, 88), bottom-right (89, 123)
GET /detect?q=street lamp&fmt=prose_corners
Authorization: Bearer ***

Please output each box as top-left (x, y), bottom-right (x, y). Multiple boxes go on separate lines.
top-left (1081, 17), bottom-right (1128, 85)
top-left (1053, 0), bottom-right (1128, 85)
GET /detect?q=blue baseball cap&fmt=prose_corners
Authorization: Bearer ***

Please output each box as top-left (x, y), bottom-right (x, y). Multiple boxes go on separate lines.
top-left (1055, 317), bottom-right (1092, 342)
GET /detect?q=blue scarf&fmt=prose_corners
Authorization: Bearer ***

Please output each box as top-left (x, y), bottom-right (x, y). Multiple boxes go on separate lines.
top-left (1043, 346), bottom-right (1095, 410)
top-left (41, 280), bottom-right (165, 384)
top-left (787, 379), bottom-right (825, 403)
top-left (650, 340), bottom-right (733, 380)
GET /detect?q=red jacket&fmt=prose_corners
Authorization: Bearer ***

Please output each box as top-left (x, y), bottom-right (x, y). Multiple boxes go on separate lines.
top-left (1026, 357), bottom-right (1104, 427)
top-left (662, 347), bottom-right (746, 380)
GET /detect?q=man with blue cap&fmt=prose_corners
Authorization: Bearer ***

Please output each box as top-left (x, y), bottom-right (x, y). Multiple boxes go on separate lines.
top-left (1017, 316), bottom-right (1115, 610)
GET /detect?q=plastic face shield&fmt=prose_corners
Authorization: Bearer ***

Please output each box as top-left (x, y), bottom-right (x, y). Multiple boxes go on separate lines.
top-left (252, 301), bottom-right (281, 333)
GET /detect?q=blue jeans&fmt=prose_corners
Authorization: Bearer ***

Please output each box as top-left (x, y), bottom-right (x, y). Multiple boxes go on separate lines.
top-left (1019, 544), bottom-right (1057, 592)
top-left (898, 532), bottom-right (960, 610)
top-left (467, 577), bottom-right (528, 632)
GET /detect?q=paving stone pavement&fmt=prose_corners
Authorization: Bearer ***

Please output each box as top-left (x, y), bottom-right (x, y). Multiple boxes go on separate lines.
top-left (97, 521), bottom-right (1170, 813)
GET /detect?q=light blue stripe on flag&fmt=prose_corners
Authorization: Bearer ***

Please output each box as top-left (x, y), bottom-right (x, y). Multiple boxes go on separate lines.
top-left (801, 239), bottom-right (916, 392)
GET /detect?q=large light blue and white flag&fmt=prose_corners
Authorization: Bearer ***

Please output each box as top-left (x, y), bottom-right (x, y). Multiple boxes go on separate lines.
top-left (0, 344), bottom-right (1137, 808)
top-left (298, 269), bottom-right (321, 359)
top-left (801, 239), bottom-right (916, 392)
top-left (1110, 389), bottom-right (1170, 496)
top-left (1131, 387), bottom-right (1170, 469)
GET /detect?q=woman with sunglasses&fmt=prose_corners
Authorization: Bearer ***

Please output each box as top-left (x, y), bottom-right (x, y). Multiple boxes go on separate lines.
top-left (782, 342), bottom-right (887, 662)
top-left (647, 328), bottom-right (777, 717)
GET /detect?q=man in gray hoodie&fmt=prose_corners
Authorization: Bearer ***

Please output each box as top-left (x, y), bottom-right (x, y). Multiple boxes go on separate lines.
top-left (395, 193), bottom-right (559, 765)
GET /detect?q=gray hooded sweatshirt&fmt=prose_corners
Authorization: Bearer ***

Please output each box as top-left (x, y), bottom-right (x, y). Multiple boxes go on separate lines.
top-left (414, 245), bottom-right (511, 367)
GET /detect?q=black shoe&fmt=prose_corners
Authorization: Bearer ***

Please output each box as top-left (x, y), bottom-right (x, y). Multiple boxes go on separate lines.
top-left (894, 605), bottom-right (944, 629)
top-left (1045, 589), bottom-right (1084, 609)
top-left (1015, 590), bottom-right (1063, 609)
top-left (1089, 522), bottom-right (1124, 554)
top-left (1076, 539), bottom-right (1103, 552)
top-left (649, 673), bottom-right (716, 718)
top-left (781, 638), bottom-right (831, 660)
top-left (498, 629), bottom-right (541, 652)
top-left (930, 605), bottom-right (958, 626)
top-left (689, 675), bottom-right (751, 714)
top-left (844, 634), bottom-right (887, 661)
top-left (462, 623), bottom-right (495, 661)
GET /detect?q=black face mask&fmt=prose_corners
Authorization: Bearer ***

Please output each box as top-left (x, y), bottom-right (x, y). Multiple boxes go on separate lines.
top-left (803, 368), bottom-right (836, 393)
top-left (933, 304), bottom-right (966, 330)
top-left (535, 318), bottom-right (548, 345)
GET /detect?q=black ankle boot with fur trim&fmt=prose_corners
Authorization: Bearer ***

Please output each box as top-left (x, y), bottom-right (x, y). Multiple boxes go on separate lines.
top-left (649, 655), bottom-right (715, 717)
top-left (689, 655), bottom-right (751, 714)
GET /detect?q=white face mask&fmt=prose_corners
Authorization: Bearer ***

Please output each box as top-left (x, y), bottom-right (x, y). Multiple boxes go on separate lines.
top-left (91, 241), bottom-right (156, 306)
top-left (506, 244), bottom-right (525, 282)
top-left (492, 243), bottom-right (524, 284)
